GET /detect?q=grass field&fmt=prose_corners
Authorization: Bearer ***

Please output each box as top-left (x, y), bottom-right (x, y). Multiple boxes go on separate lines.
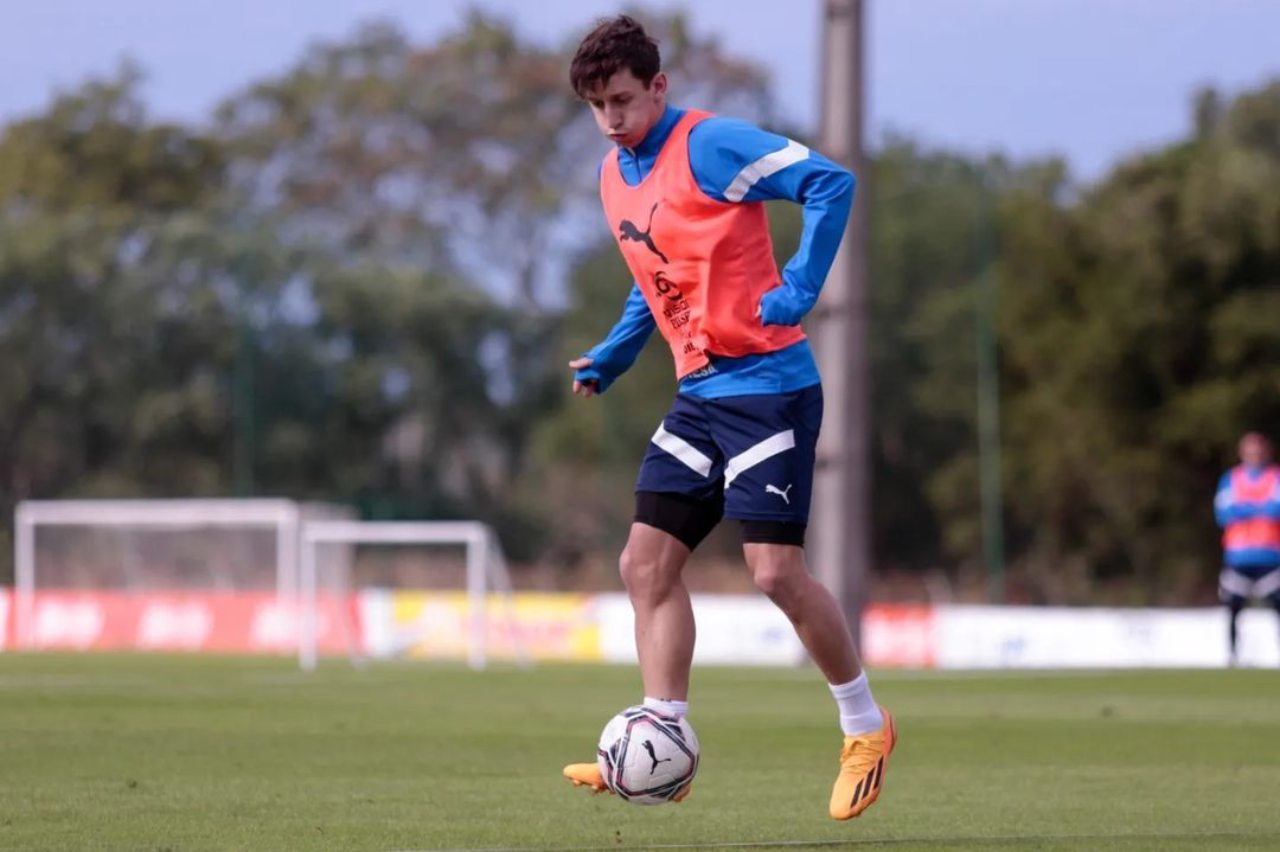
top-left (0, 655), bottom-right (1277, 851)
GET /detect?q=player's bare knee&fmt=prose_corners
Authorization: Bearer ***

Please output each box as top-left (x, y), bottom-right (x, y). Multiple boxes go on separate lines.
top-left (752, 564), bottom-right (786, 600)
top-left (619, 547), bottom-right (678, 604)
top-left (750, 559), bottom-right (804, 607)
top-left (744, 542), bottom-right (808, 603)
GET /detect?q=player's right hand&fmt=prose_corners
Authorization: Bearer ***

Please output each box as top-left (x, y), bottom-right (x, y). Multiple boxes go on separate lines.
top-left (569, 357), bottom-right (598, 397)
top-left (759, 285), bottom-right (812, 327)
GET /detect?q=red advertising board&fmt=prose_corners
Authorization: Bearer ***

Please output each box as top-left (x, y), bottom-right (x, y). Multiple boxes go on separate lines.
top-left (863, 604), bottom-right (936, 668)
top-left (7, 590), bottom-right (355, 655)
top-left (0, 588), bottom-right (8, 652)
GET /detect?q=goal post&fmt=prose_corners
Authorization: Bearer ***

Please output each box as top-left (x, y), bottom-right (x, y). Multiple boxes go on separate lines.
top-left (298, 520), bottom-right (528, 672)
top-left (13, 499), bottom-right (310, 650)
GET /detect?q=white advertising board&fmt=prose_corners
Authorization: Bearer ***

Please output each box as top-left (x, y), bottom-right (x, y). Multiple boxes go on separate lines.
top-left (596, 593), bottom-right (807, 666)
top-left (935, 605), bottom-right (1279, 669)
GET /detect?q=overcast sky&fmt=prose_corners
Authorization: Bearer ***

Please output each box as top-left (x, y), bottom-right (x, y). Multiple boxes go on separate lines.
top-left (1, 0), bottom-right (1277, 180)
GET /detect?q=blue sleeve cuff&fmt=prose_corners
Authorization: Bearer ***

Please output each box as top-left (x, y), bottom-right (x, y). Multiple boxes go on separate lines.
top-left (759, 276), bottom-right (817, 326)
top-left (575, 353), bottom-right (616, 394)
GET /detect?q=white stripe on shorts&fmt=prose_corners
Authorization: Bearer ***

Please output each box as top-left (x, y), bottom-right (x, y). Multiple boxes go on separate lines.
top-left (1255, 569), bottom-right (1280, 598)
top-left (1220, 568), bottom-right (1260, 598)
top-left (724, 429), bottom-right (795, 489)
top-left (651, 424), bottom-right (714, 477)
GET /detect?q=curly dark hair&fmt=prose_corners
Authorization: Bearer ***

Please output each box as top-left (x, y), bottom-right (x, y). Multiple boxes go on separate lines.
top-left (569, 15), bottom-right (661, 97)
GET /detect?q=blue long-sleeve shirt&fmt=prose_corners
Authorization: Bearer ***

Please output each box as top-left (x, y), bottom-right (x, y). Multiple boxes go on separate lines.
top-left (1215, 465), bottom-right (1280, 567)
top-left (578, 105), bottom-right (855, 398)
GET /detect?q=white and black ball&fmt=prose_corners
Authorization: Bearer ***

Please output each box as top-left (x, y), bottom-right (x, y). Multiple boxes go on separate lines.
top-left (596, 706), bottom-right (699, 805)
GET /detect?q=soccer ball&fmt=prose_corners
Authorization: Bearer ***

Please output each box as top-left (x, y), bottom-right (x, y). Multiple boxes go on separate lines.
top-left (597, 705), bottom-right (699, 805)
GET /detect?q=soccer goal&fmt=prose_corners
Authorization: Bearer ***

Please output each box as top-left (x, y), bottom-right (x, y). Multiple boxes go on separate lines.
top-left (298, 520), bottom-right (528, 672)
top-left (12, 498), bottom-right (351, 650)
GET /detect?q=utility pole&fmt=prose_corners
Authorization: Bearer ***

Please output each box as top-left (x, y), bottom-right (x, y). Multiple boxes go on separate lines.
top-left (811, 0), bottom-right (870, 646)
top-left (975, 190), bottom-right (1006, 603)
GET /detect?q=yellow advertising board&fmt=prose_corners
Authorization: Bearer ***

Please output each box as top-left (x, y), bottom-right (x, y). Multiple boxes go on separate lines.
top-left (388, 592), bottom-right (601, 661)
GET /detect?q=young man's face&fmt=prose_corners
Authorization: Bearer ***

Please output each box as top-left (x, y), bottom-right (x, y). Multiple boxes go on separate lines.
top-left (582, 69), bottom-right (667, 149)
top-left (1239, 433), bottom-right (1271, 467)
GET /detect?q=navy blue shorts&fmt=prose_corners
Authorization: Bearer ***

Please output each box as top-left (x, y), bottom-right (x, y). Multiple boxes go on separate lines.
top-left (636, 385), bottom-right (822, 524)
top-left (1219, 565), bottom-right (1280, 605)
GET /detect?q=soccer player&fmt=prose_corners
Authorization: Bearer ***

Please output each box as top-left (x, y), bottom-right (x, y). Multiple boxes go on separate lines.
top-left (560, 16), bottom-right (895, 820)
top-left (1215, 431), bottom-right (1280, 665)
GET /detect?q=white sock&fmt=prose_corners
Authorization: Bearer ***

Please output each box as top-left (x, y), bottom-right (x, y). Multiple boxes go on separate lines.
top-left (643, 696), bottom-right (689, 718)
top-left (829, 672), bottom-right (883, 735)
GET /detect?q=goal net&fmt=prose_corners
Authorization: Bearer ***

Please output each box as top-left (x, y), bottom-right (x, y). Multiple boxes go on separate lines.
top-left (13, 498), bottom-right (351, 651)
top-left (298, 520), bottom-right (528, 672)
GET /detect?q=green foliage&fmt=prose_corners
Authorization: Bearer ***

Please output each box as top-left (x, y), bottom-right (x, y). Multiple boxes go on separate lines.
top-left (865, 140), bottom-right (1008, 571)
top-left (0, 13), bottom-right (772, 575)
top-left (0, 72), bottom-right (236, 516)
top-left (0, 14), bottom-right (1276, 597)
top-left (991, 83), bottom-right (1280, 602)
top-left (0, 64), bottom-right (223, 215)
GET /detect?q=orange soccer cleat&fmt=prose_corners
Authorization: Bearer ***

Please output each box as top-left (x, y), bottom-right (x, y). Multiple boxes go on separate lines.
top-left (563, 762), bottom-right (693, 802)
top-left (562, 762), bottom-right (610, 794)
top-left (828, 706), bottom-right (896, 820)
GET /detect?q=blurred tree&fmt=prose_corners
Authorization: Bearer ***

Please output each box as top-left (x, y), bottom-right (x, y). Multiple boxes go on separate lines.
top-left (3, 14), bottom-right (1275, 598)
top-left (546, 81), bottom-right (1280, 602)
top-left (215, 12), bottom-right (773, 304)
top-left (866, 140), bottom-right (1009, 577)
top-left (208, 16), bottom-right (592, 548)
top-left (0, 69), bottom-right (231, 505)
top-left (991, 82), bottom-right (1280, 603)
